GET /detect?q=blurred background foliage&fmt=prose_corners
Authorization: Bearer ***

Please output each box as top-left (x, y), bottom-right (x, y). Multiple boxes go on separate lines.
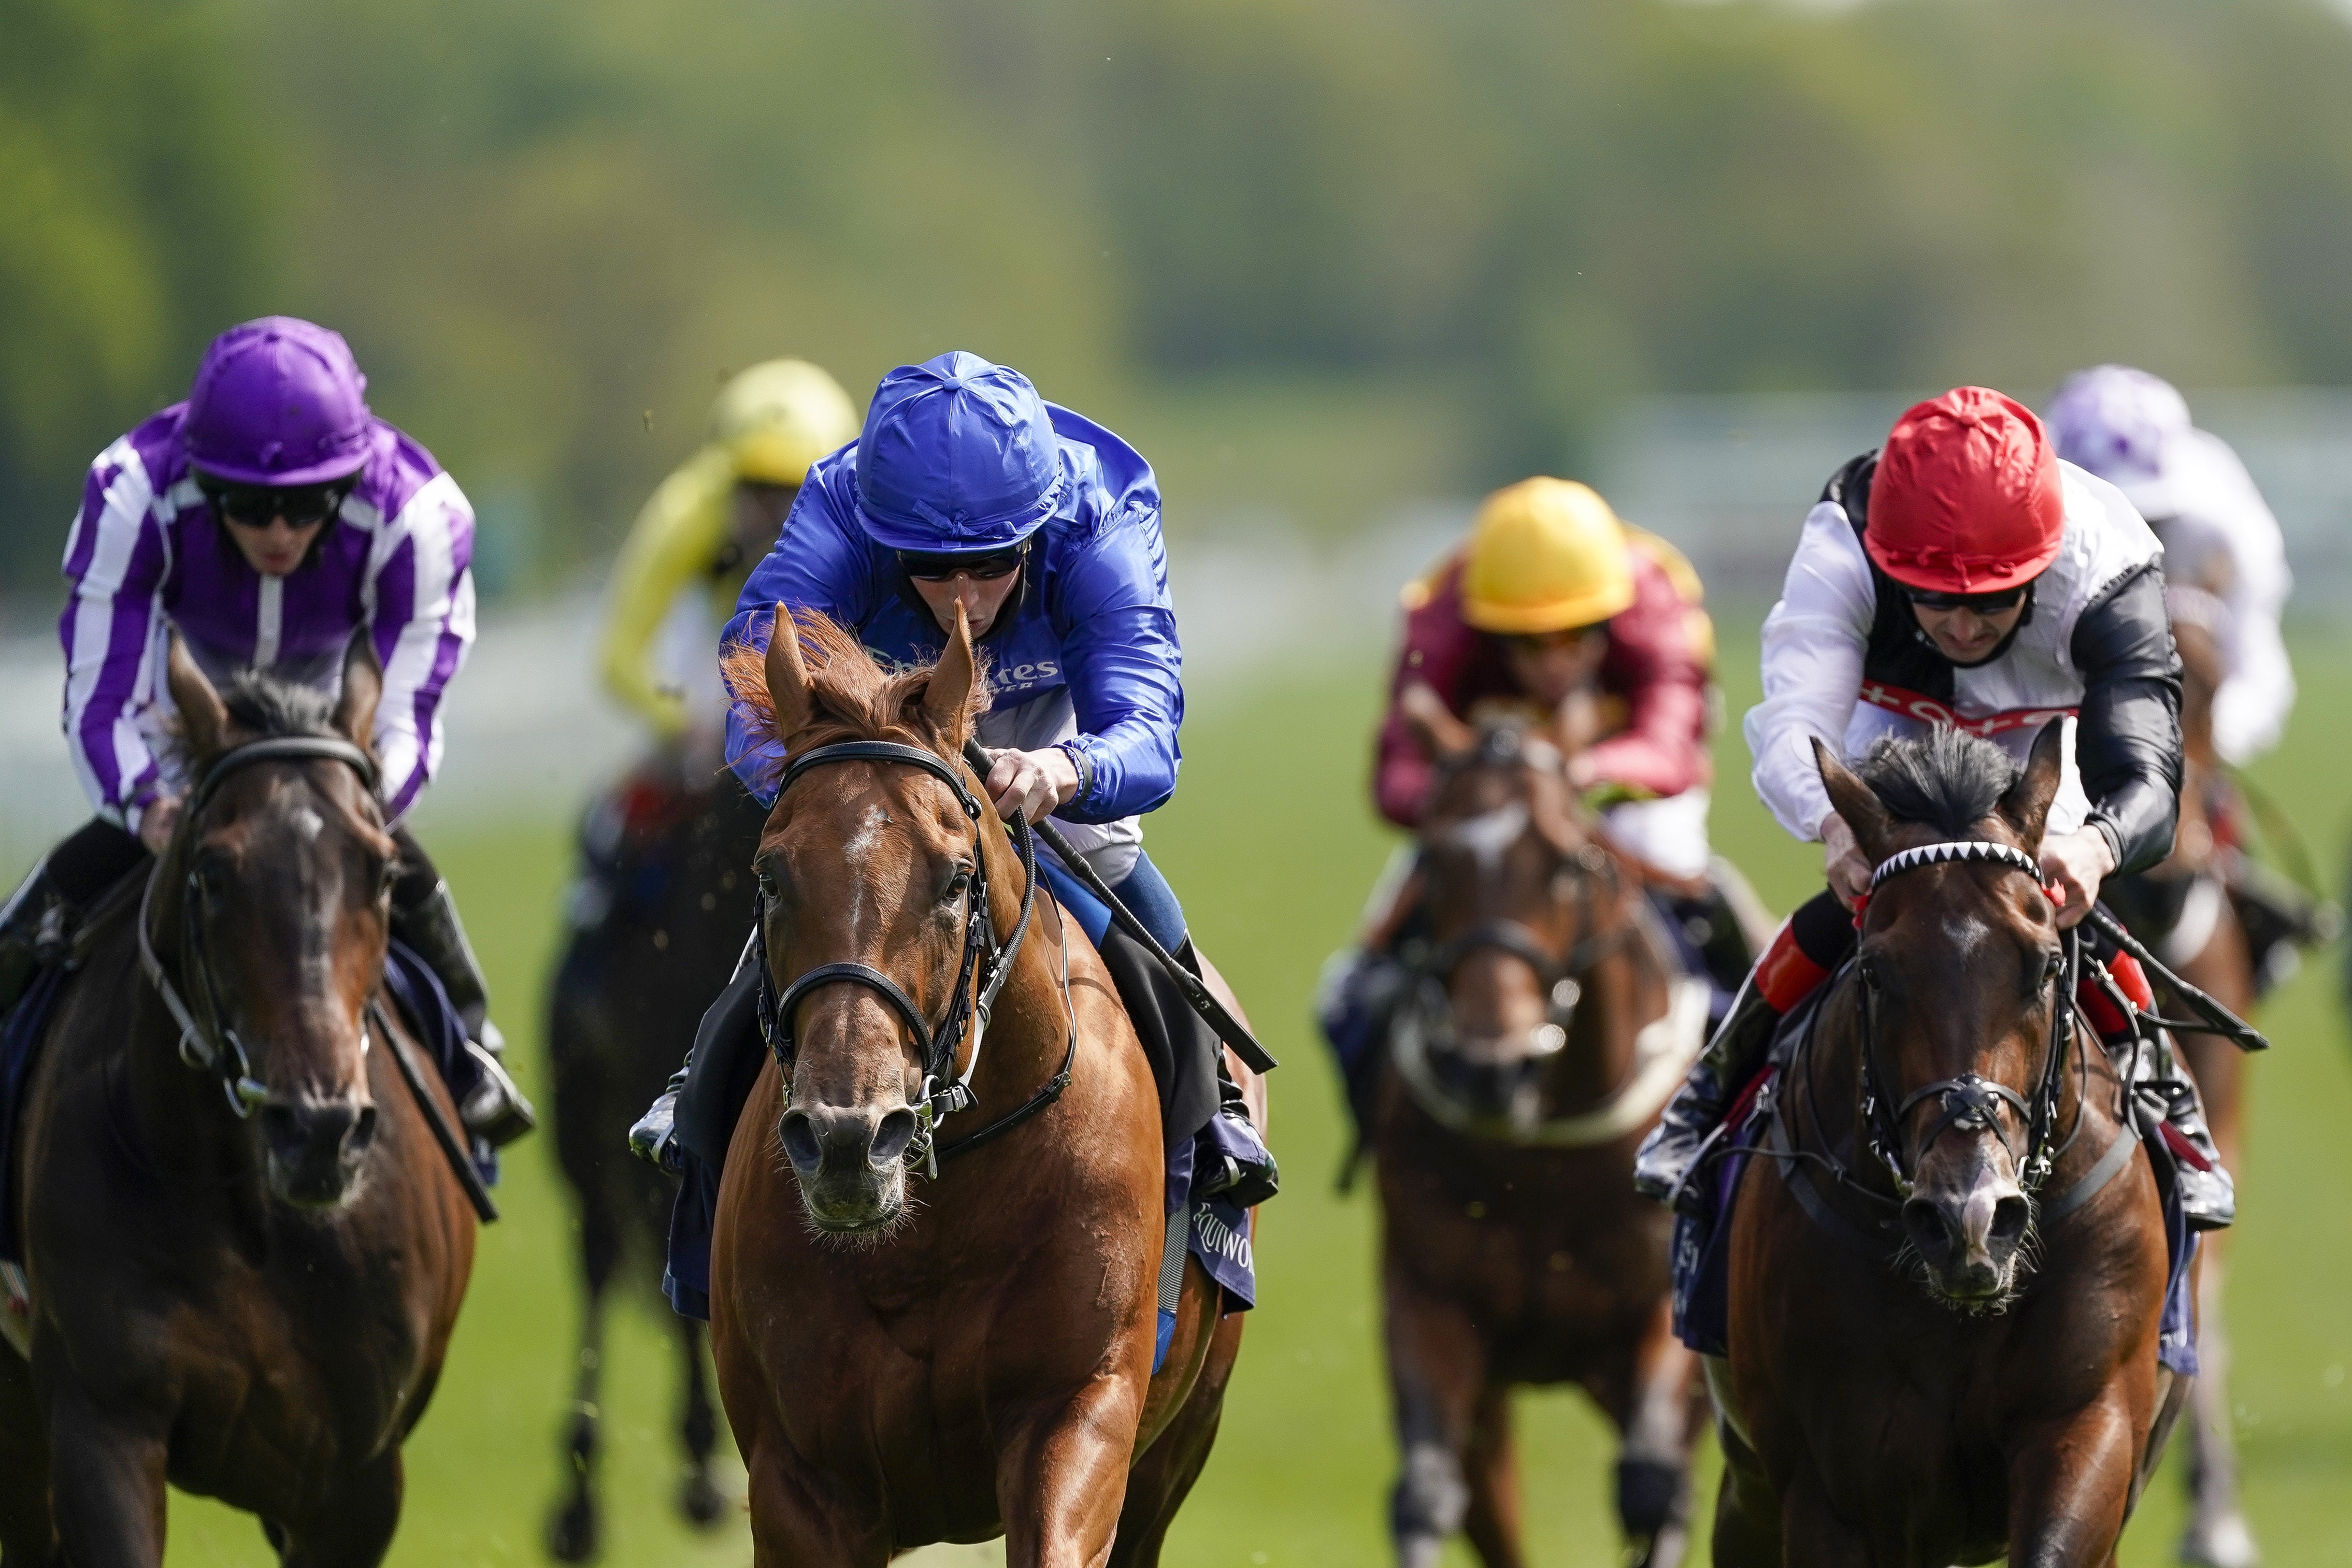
top-left (8, 0), bottom-right (2352, 598)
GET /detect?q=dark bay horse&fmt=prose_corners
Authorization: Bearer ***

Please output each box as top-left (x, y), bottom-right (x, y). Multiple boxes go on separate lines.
top-left (1713, 722), bottom-right (2186, 1566)
top-left (0, 638), bottom-right (476, 1565)
top-left (2106, 601), bottom-right (2257, 1568)
top-left (1374, 694), bottom-right (1713, 1568)
top-left (709, 604), bottom-right (1257, 1566)
top-left (542, 768), bottom-right (762, 1557)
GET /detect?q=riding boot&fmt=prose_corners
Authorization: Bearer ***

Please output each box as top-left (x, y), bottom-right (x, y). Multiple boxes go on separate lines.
top-left (2146, 1034), bottom-right (2236, 1232)
top-left (633, 934), bottom-right (763, 1175)
top-left (393, 878), bottom-right (537, 1147)
top-left (629, 1060), bottom-right (691, 1174)
top-left (1195, 1047), bottom-right (1280, 1208)
top-left (1634, 904), bottom-right (1840, 1215)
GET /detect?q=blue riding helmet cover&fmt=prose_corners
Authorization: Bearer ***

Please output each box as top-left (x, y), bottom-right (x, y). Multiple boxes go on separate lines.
top-left (854, 352), bottom-right (1068, 552)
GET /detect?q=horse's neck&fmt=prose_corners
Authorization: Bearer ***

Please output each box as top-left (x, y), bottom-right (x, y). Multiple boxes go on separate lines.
top-left (116, 890), bottom-right (262, 1184)
top-left (1544, 896), bottom-right (1665, 1113)
top-left (963, 826), bottom-right (1077, 1107)
top-left (1792, 982), bottom-right (1875, 1175)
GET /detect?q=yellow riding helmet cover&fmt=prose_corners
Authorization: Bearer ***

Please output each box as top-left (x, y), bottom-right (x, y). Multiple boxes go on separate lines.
top-left (1459, 477), bottom-right (1638, 635)
top-left (710, 359), bottom-right (861, 487)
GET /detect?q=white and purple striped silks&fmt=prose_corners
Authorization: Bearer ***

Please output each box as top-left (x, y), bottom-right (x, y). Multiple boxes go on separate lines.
top-left (57, 406), bottom-right (476, 829)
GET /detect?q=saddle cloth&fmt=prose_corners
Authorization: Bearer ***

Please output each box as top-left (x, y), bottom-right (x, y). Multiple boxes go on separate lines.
top-left (1669, 1004), bottom-right (2196, 1376)
top-left (662, 865), bottom-right (1255, 1370)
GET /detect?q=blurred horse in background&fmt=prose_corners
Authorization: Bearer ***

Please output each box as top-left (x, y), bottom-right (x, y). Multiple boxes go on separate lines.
top-left (710, 605), bottom-right (1255, 1566)
top-left (540, 767), bottom-right (763, 1557)
top-left (0, 641), bottom-right (477, 1566)
top-left (2104, 598), bottom-right (2259, 1568)
top-left (1370, 691), bottom-right (1712, 1568)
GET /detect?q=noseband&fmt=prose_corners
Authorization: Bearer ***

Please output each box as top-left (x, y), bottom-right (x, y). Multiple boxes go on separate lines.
top-left (1848, 840), bottom-right (2080, 1198)
top-left (753, 739), bottom-right (1070, 1175)
top-left (137, 735), bottom-right (381, 1118)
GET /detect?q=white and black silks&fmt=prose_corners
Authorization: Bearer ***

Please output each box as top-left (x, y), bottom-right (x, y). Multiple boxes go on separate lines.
top-left (1745, 450), bottom-right (2184, 879)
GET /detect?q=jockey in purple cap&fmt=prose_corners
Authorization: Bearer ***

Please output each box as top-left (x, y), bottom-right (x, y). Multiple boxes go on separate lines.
top-left (0, 317), bottom-right (533, 1147)
top-left (628, 351), bottom-right (1276, 1229)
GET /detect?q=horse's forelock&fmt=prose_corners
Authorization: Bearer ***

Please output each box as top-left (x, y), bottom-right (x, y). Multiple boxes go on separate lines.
top-left (177, 672), bottom-right (347, 772)
top-left (1852, 728), bottom-right (2020, 841)
top-left (720, 610), bottom-right (990, 769)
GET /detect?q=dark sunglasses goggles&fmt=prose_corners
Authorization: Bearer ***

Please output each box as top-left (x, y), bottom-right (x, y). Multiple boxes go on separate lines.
top-left (897, 544), bottom-right (1027, 583)
top-left (199, 477), bottom-right (354, 529)
top-left (1901, 581), bottom-right (2031, 614)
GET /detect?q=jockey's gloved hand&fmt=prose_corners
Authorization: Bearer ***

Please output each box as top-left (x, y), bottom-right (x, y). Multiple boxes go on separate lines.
top-left (629, 1068), bottom-right (689, 1173)
top-left (2039, 826), bottom-right (2116, 929)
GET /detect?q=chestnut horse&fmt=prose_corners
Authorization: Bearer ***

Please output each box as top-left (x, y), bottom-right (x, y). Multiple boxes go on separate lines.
top-left (2105, 601), bottom-right (2257, 1568)
top-left (709, 605), bottom-right (1257, 1567)
top-left (1374, 700), bottom-right (1712, 1568)
top-left (0, 639), bottom-right (476, 1565)
top-left (1712, 722), bottom-right (2188, 1566)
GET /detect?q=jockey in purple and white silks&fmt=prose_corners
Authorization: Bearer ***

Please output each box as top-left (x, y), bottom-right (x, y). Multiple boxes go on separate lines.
top-left (0, 317), bottom-right (531, 1146)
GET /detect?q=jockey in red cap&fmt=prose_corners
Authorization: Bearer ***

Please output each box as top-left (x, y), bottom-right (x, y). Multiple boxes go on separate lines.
top-left (1633, 387), bottom-right (2232, 1230)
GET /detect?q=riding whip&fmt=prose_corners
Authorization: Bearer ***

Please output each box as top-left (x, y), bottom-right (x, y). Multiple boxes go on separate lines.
top-left (2086, 906), bottom-right (2269, 1054)
top-left (961, 739), bottom-right (1277, 1073)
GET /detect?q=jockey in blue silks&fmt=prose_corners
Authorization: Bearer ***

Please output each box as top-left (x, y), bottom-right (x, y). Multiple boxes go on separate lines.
top-left (629, 352), bottom-right (1276, 1209)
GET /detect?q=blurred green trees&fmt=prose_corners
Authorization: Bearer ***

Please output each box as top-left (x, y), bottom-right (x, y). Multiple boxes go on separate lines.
top-left (7, 0), bottom-right (2352, 595)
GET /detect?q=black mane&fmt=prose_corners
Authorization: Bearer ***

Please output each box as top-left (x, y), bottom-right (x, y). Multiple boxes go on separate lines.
top-left (217, 671), bottom-right (341, 741)
top-left (1852, 727), bottom-right (2018, 837)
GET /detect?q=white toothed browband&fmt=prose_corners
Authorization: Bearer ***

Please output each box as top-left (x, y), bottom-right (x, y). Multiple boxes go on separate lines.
top-left (1868, 839), bottom-right (2044, 892)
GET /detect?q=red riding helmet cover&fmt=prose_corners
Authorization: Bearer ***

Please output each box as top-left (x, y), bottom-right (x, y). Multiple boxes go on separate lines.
top-left (1867, 387), bottom-right (2064, 594)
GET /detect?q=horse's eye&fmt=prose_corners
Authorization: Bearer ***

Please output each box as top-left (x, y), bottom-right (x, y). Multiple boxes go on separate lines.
top-left (754, 863), bottom-right (780, 902)
top-left (942, 866), bottom-right (974, 905)
top-left (2043, 950), bottom-right (2066, 983)
top-left (376, 860), bottom-right (399, 898)
top-left (1858, 955), bottom-right (1883, 991)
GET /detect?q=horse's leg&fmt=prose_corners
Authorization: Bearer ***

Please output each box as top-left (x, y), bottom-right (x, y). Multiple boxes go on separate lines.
top-left (742, 1422), bottom-right (887, 1568)
top-left (1382, 1282), bottom-right (1490, 1568)
top-left (675, 1317), bottom-right (727, 1528)
top-left (546, 1178), bottom-right (618, 1564)
top-left (1597, 1297), bottom-right (1703, 1568)
top-left (2177, 1031), bottom-right (2255, 1568)
top-left (1704, 1366), bottom-right (1781, 1568)
top-left (2007, 1408), bottom-right (2142, 1568)
top-left (995, 1384), bottom-right (1139, 1568)
top-left (277, 1449), bottom-right (403, 1568)
top-left (42, 1388), bottom-right (169, 1565)
top-left (1458, 1383), bottom-right (1523, 1568)
top-left (0, 1348), bottom-right (55, 1564)
top-left (1779, 1473), bottom-right (1867, 1568)
top-left (1108, 1303), bottom-right (1241, 1568)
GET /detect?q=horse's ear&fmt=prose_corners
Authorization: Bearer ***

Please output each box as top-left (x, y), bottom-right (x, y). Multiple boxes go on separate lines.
top-left (923, 602), bottom-right (980, 744)
top-left (763, 602), bottom-right (815, 741)
top-left (1400, 682), bottom-right (1474, 760)
top-left (1813, 736), bottom-right (1895, 865)
top-left (1997, 718), bottom-right (2067, 851)
top-left (333, 631), bottom-right (381, 750)
top-left (167, 633), bottom-right (230, 765)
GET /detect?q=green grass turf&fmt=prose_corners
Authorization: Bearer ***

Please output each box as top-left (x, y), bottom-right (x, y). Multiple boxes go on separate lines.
top-left (153, 620), bottom-right (2352, 1563)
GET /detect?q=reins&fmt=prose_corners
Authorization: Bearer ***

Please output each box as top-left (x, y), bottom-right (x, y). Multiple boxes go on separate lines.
top-left (753, 738), bottom-right (1076, 1178)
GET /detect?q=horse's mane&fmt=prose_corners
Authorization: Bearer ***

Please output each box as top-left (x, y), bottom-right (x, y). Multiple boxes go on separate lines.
top-left (1851, 727), bottom-right (2017, 837)
top-left (719, 609), bottom-right (989, 785)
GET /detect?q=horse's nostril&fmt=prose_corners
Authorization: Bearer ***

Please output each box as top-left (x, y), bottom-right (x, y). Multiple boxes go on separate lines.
top-left (1989, 1194), bottom-right (2030, 1249)
top-left (1901, 1197), bottom-right (1955, 1261)
top-left (872, 1109), bottom-right (917, 1168)
top-left (778, 1110), bottom-right (822, 1174)
top-left (259, 1104), bottom-right (303, 1151)
top-left (349, 1103), bottom-right (379, 1155)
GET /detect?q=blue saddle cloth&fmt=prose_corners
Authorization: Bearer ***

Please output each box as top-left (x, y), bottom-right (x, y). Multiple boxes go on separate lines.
top-left (0, 938), bottom-right (492, 1267)
top-left (663, 858), bottom-right (1256, 1373)
top-left (1669, 1069), bottom-right (2198, 1377)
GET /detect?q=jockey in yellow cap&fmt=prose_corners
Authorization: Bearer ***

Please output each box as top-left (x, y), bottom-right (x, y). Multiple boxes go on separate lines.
top-left (600, 360), bottom-right (861, 740)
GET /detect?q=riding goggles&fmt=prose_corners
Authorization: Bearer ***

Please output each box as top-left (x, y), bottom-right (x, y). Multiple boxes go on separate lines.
top-left (897, 544), bottom-right (1027, 583)
top-left (1899, 581), bottom-right (2032, 614)
top-left (199, 476), bottom-right (355, 530)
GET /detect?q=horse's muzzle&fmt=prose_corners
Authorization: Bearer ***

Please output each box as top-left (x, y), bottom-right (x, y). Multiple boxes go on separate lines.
top-left (259, 1094), bottom-right (378, 1209)
top-left (778, 1102), bottom-right (919, 1231)
top-left (1901, 1164), bottom-right (2031, 1307)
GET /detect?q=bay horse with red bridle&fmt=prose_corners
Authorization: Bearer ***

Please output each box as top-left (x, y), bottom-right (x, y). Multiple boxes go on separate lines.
top-left (0, 638), bottom-right (478, 1565)
top-left (709, 604), bottom-right (1259, 1566)
top-left (1712, 722), bottom-right (2190, 1566)
top-left (1373, 695), bottom-right (1713, 1568)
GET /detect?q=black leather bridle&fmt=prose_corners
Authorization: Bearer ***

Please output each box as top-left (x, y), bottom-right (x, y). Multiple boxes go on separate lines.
top-left (137, 735), bottom-right (380, 1118)
top-left (752, 739), bottom-right (1073, 1176)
